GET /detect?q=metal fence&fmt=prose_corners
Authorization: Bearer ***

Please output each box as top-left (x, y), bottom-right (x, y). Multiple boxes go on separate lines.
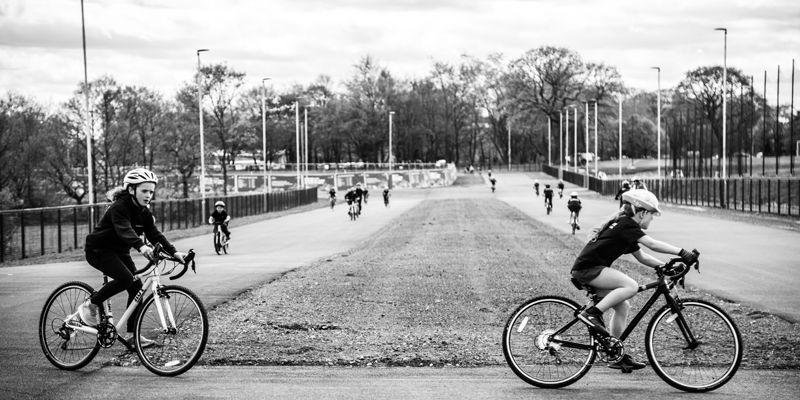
top-left (543, 165), bottom-right (800, 217)
top-left (0, 187), bottom-right (317, 263)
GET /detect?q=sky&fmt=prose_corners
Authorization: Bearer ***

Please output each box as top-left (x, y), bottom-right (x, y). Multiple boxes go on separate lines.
top-left (1, 0), bottom-right (799, 110)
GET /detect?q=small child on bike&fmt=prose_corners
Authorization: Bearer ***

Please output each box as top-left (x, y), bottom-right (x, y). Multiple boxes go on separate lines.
top-left (533, 179), bottom-right (540, 196)
top-left (382, 186), bottom-right (390, 207)
top-left (571, 189), bottom-right (698, 371)
top-left (566, 191), bottom-right (582, 230)
top-left (557, 180), bottom-right (565, 198)
top-left (490, 177), bottom-right (497, 191)
top-left (80, 168), bottom-right (188, 345)
top-left (208, 200), bottom-right (231, 241)
top-left (543, 184), bottom-right (554, 209)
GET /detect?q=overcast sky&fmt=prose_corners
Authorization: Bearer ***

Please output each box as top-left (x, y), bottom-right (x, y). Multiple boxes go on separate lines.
top-left (1, 0), bottom-right (799, 109)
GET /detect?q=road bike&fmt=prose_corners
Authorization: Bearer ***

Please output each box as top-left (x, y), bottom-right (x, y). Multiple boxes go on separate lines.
top-left (212, 223), bottom-right (229, 255)
top-left (383, 194), bottom-right (390, 207)
top-left (502, 252), bottom-right (742, 392)
top-left (348, 202), bottom-right (359, 221)
top-left (569, 211), bottom-right (579, 235)
top-left (39, 244), bottom-right (208, 377)
top-left (534, 186), bottom-right (540, 196)
top-left (545, 199), bottom-right (553, 215)
top-left (557, 188), bottom-right (564, 198)
top-left (329, 196), bottom-right (336, 211)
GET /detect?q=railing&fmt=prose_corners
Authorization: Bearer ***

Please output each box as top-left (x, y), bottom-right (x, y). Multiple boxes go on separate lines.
top-left (0, 188), bottom-right (317, 263)
top-left (543, 164), bottom-right (800, 218)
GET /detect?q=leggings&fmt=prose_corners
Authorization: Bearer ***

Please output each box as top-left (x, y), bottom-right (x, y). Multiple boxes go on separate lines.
top-left (86, 250), bottom-right (143, 333)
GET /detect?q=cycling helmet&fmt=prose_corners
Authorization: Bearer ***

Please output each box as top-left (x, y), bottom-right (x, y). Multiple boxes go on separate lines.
top-left (545, 184), bottom-right (551, 188)
top-left (123, 168), bottom-right (158, 188)
top-left (621, 179), bottom-right (630, 186)
top-left (534, 179), bottom-right (539, 184)
top-left (622, 189), bottom-right (661, 215)
top-left (356, 182), bottom-right (362, 187)
top-left (570, 191), bottom-right (578, 198)
top-left (631, 176), bottom-right (641, 183)
top-left (215, 201), bottom-right (226, 207)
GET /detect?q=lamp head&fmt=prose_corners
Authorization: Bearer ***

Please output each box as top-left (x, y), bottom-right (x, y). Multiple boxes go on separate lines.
top-left (197, 48), bottom-right (209, 54)
top-left (714, 27), bottom-right (727, 33)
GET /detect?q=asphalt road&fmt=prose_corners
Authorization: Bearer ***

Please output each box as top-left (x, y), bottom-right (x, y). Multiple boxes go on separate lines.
top-left (1, 175), bottom-right (798, 399)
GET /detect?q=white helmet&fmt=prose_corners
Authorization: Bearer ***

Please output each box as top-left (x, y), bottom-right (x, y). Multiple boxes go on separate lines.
top-left (570, 191), bottom-right (578, 197)
top-left (215, 201), bottom-right (225, 207)
top-left (622, 189), bottom-right (661, 215)
top-left (123, 168), bottom-right (158, 189)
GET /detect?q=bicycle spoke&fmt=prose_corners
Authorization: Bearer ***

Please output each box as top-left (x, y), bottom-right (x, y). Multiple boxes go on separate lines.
top-left (39, 282), bottom-right (100, 370)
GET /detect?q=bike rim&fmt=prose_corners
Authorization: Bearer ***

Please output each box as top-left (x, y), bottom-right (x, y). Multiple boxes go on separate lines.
top-left (647, 301), bottom-right (741, 391)
top-left (40, 284), bottom-right (99, 368)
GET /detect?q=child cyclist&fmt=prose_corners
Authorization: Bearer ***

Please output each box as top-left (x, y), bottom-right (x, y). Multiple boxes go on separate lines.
top-left (571, 189), bottom-right (698, 371)
top-left (542, 184), bottom-right (554, 210)
top-left (80, 168), bottom-right (188, 345)
top-left (208, 200), bottom-right (231, 241)
top-left (566, 191), bottom-right (582, 230)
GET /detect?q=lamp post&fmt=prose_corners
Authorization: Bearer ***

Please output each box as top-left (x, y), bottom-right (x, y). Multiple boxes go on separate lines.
top-left (295, 101), bottom-right (300, 188)
top-left (261, 77), bottom-right (270, 192)
top-left (304, 107), bottom-right (309, 188)
top-left (652, 66), bottom-right (661, 179)
top-left (564, 110), bottom-right (569, 173)
top-left (559, 111), bottom-right (563, 174)
top-left (507, 117), bottom-right (512, 171)
top-left (547, 116), bottom-right (552, 166)
top-left (573, 105), bottom-right (578, 173)
top-left (389, 111), bottom-right (395, 188)
top-left (594, 100), bottom-right (598, 176)
top-left (196, 48), bottom-right (209, 220)
top-left (715, 27), bottom-right (728, 183)
top-left (618, 94), bottom-right (623, 177)
top-left (584, 101), bottom-right (590, 186)
top-left (80, 0), bottom-right (94, 224)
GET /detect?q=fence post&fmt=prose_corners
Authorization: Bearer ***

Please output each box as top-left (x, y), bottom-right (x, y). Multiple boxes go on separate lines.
top-left (73, 207), bottom-right (78, 250)
top-left (767, 180), bottom-right (772, 213)
top-left (777, 179), bottom-right (781, 216)
top-left (0, 214), bottom-right (4, 263)
top-left (20, 211), bottom-right (26, 259)
top-left (57, 208), bottom-right (62, 253)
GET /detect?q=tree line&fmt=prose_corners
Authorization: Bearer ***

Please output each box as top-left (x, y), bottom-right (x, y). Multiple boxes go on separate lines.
top-left (1, 46), bottom-right (796, 209)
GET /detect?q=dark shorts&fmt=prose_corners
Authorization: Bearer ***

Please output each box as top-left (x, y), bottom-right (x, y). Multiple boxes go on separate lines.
top-left (571, 266), bottom-right (606, 286)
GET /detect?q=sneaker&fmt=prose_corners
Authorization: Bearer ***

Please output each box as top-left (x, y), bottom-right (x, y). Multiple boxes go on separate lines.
top-left (608, 354), bottom-right (647, 371)
top-left (578, 307), bottom-right (609, 337)
top-left (124, 334), bottom-right (156, 348)
top-left (78, 300), bottom-right (100, 326)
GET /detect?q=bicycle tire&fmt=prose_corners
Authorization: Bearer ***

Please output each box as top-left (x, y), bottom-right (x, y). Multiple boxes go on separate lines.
top-left (39, 281), bottom-right (101, 370)
top-left (645, 298), bottom-right (743, 392)
top-left (135, 285), bottom-right (208, 376)
top-left (213, 230), bottom-right (221, 255)
top-left (502, 296), bottom-right (596, 388)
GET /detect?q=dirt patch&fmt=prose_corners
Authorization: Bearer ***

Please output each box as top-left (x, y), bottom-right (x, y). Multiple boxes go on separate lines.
top-left (198, 197), bottom-right (800, 369)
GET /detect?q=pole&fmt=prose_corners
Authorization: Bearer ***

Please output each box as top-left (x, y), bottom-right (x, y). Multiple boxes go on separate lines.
top-left (653, 66), bottom-right (661, 178)
top-left (619, 95), bottom-right (623, 177)
top-left (80, 0), bottom-right (94, 219)
top-left (261, 78), bottom-right (270, 192)
top-left (715, 28), bottom-right (728, 204)
top-left (507, 118), bottom-right (511, 171)
top-left (304, 107), bottom-right (309, 188)
top-left (196, 48), bottom-right (209, 220)
top-left (763, 71), bottom-right (767, 176)
top-left (548, 118), bottom-right (551, 166)
top-left (389, 111), bottom-right (394, 188)
top-left (559, 111), bottom-right (563, 174)
top-left (776, 65), bottom-right (781, 176)
top-left (295, 101), bottom-right (300, 187)
top-left (594, 101), bottom-right (598, 176)
top-left (791, 59), bottom-right (795, 175)
top-left (585, 101), bottom-right (589, 186)
top-left (565, 110), bottom-right (569, 173)
top-left (573, 106), bottom-right (578, 172)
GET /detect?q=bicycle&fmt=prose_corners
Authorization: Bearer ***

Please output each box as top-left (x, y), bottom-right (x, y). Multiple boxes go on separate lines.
top-left (348, 202), bottom-right (359, 221)
top-left (569, 211), bottom-right (578, 234)
top-left (39, 244), bottom-right (208, 377)
top-left (545, 199), bottom-right (553, 215)
top-left (329, 196), bottom-right (336, 211)
top-left (383, 195), bottom-right (390, 207)
top-left (212, 223), bottom-right (229, 255)
top-left (557, 188), bottom-right (564, 198)
top-left (502, 252), bottom-right (742, 392)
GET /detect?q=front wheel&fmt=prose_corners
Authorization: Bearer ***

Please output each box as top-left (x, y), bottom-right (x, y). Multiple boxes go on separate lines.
top-left (213, 229), bottom-right (221, 255)
top-left (39, 281), bottom-right (101, 370)
top-left (502, 296), bottom-right (596, 388)
top-left (646, 298), bottom-right (743, 392)
top-left (135, 285), bottom-right (209, 376)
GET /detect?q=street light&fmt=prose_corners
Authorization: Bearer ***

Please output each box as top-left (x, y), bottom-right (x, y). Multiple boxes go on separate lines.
top-left (196, 48), bottom-right (209, 220)
top-left (593, 100), bottom-right (598, 176)
top-left (584, 101), bottom-right (590, 186)
top-left (652, 66), bottom-right (661, 179)
top-left (715, 27), bottom-right (728, 181)
top-left (618, 94), bottom-right (623, 177)
top-left (559, 111), bottom-right (563, 174)
top-left (572, 105), bottom-right (578, 173)
top-left (389, 111), bottom-right (395, 188)
top-left (294, 101), bottom-right (300, 187)
top-left (80, 0), bottom-right (94, 224)
top-left (261, 77), bottom-right (271, 192)
top-left (304, 107), bottom-right (310, 188)
top-left (547, 116), bottom-right (551, 166)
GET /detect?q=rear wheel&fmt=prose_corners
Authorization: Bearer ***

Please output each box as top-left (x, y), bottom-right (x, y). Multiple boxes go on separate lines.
top-left (39, 281), bottom-right (101, 370)
top-left (503, 296), bottom-right (596, 388)
top-left (136, 285), bottom-right (208, 376)
top-left (213, 229), bottom-right (221, 255)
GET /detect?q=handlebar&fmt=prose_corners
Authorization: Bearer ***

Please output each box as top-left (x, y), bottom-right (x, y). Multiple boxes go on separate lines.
top-left (133, 243), bottom-right (196, 280)
top-left (656, 249), bottom-right (700, 287)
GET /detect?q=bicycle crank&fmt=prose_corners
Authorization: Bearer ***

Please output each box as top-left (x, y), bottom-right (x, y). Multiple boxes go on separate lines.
top-left (96, 322), bottom-right (118, 348)
top-left (597, 336), bottom-right (624, 363)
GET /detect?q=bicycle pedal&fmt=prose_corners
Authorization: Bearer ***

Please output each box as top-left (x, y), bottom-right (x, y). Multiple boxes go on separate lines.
top-left (621, 367), bottom-right (633, 373)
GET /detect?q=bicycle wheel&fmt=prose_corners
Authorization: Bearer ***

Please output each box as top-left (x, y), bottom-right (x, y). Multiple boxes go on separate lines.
top-left (39, 281), bottom-right (101, 370)
top-left (222, 237), bottom-right (228, 254)
top-left (135, 285), bottom-right (208, 376)
top-left (502, 296), bottom-right (596, 388)
top-left (646, 298), bottom-right (743, 392)
top-left (213, 230), bottom-right (221, 255)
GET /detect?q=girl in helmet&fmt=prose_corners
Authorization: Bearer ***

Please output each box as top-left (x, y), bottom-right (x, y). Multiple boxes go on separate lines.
top-left (566, 191), bottom-right (582, 229)
top-left (614, 180), bottom-right (631, 207)
top-left (79, 168), bottom-right (188, 345)
top-left (570, 189), bottom-right (698, 371)
top-left (208, 200), bottom-right (232, 240)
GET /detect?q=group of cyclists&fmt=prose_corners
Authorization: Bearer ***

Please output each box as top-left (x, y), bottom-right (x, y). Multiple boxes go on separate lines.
top-left (327, 182), bottom-right (392, 218)
top-left (75, 165), bottom-right (690, 376)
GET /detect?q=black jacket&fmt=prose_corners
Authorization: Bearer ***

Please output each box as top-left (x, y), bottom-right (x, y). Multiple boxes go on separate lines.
top-left (85, 194), bottom-right (176, 255)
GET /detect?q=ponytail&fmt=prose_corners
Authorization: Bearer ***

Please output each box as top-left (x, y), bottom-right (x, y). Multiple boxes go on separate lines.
top-left (587, 203), bottom-right (634, 242)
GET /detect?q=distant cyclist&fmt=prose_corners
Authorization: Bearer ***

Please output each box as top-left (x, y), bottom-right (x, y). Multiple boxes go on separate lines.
top-left (354, 183), bottom-right (365, 214)
top-left (571, 189), bottom-right (698, 372)
top-left (557, 180), bottom-right (565, 198)
top-left (490, 177), bottom-right (497, 193)
top-left (567, 191), bottom-right (582, 230)
top-left (533, 180), bottom-right (540, 196)
top-left (382, 187), bottom-right (390, 207)
top-left (328, 186), bottom-right (337, 210)
top-left (543, 184), bottom-right (554, 211)
top-left (208, 200), bottom-right (231, 241)
top-left (614, 180), bottom-right (631, 208)
top-left (631, 176), bottom-right (647, 190)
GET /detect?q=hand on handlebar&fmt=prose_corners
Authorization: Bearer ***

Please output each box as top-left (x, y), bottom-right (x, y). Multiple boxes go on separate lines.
top-left (173, 251), bottom-right (188, 263)
top-left (140, 245), bottom-right (155, 260)
top-left (679, 248), bottom-right (699, 265)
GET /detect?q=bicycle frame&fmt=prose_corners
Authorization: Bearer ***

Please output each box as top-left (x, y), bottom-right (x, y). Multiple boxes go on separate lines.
top-left (549, 276), bottom-right (694, 351)
top-left (62, 266), bottom-right (174, 343)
